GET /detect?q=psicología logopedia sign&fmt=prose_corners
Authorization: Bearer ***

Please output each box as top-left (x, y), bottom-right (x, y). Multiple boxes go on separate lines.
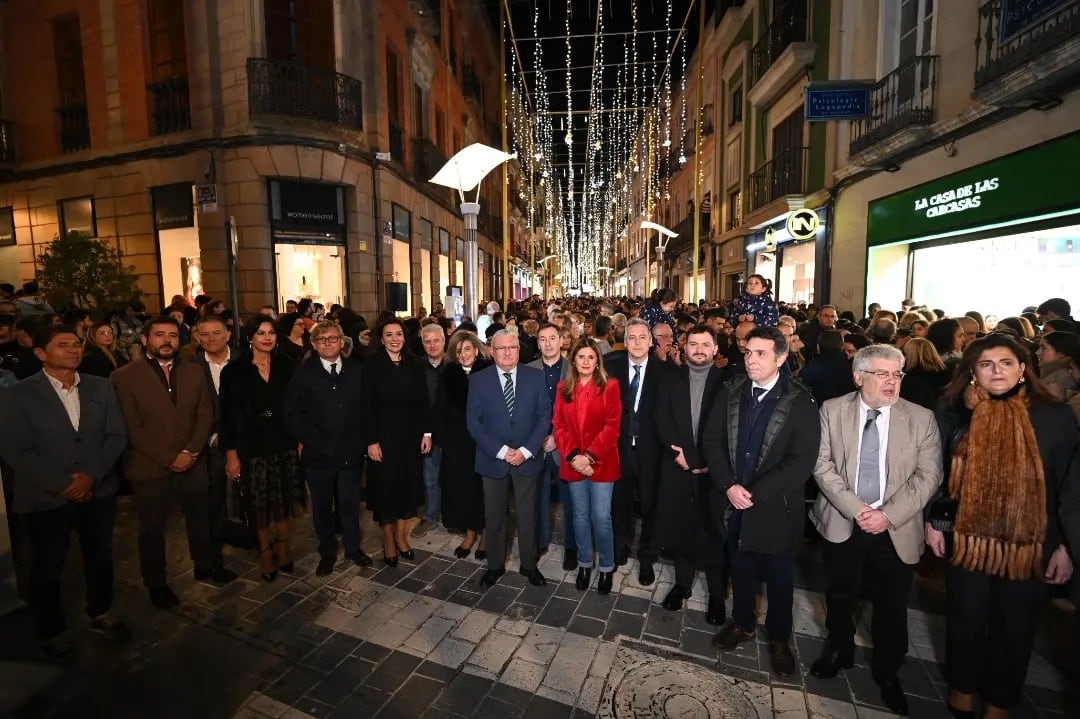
top-left (913, 177), bottom-right (1000, 219)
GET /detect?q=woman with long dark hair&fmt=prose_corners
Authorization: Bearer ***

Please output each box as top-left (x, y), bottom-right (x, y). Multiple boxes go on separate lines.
top-left (1036, 330), bottom-right (1080, 401)
top-left (219, 315), bottom-right (304, 581)
top-left (363, 317), bottom-right (432, 567)
top-left (552, 338), bottom-right (621, 594)
top-left (927, 333), bottom-right (1079, 718)
top-left (274, 312), bottom-right (308, 365)
top-left (927, 318), bottom-right (965, 372)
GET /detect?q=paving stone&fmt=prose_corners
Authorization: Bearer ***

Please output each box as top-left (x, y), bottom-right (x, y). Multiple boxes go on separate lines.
top-left (680, 627), bottom-right (719, 658)
top-left (536, 597), bottom-right (578, 628)
top-left (576, 591), bottom-right (616, 621)
top-left (327, 685), bottom-right (390, 719)
top-left (367, 621), bottom-right (415, 651)
top-left (427, 636), bottom-right (477, 669)
top-left (415, 660), bottom-right (459, 683)
top-left (566, 615), bottom-right (605, 638)
top-left (447, 589), bottom-right (484, 608)
top-left (642, 606), bottom-right (683, 642)
top-left (432, 602), bottom-right (473, 621)
top-left (502, 601), bottom-right (540, 624)
top-left (301, 632), bottom-right (362, 673)
top-left (391, 597), bottom-right (440, 630)
top-left (451, 610), bottom-right (499, 642)
top-left (408, 557), bottom-right (455, 583)
top-left (524, 694), bottom-right (575, 718)
top-left (474, 696), bottom-right (526, 719)
top-left (432, 671), bottom-right (494, 716)
top-left (377, 675), bottom-right (443, 718)
top-left (305, 656), bottom-right (377, 707)
top-left (395, 577), bottom-right (429, 595)
top-left (488, 680), bottom-right (536, 706)
top-left (352, 641), bottom-right (392, 663)
top-left (805, 694), bottom-right (859, 719)
top-left (419, 575), bottom-right (466, 601)
top-left (501, 657), bottom-right (547, 693)
top-left (265, 665), bottom-right (324, 706)
top-left (404, 615), bottom-right (457, 655)
top-left (516, 581), bottom-right (559, 607)
top-left (445, 559), bottom-right (480, 577)
top-left (467, 630), bottom-right (522, 674)
top-left (364, 651), bottom-right (422, 693)
top-left (370, 567), bottom-right (402, 586)
top-left (553, 582), bottom-right (583, 600)
top-left (514, 624), bottom-right (564, 665)
top-left (613, 594), bottom-right (651, 615)
top-left (577, 674), bottom-right (605, 715)
top-left (602, 610), bottom-right (645, 641)
top-left (541, 642), bottom-right (594, 697)
top-left (476, 584), bottom-right (522, 615)
top-left (290, 697), bottom-right (333, 717)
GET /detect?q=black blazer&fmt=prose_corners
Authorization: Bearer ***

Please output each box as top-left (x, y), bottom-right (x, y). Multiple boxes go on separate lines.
top-left (283, 355), bottom-right (367, 470)
top-left (219, 354), bottom-right (297, 459)
top-left (191, 351), bottom-right (225, 437)
top-left (0, 371), bottom-right (128, 513)
top-left (605, 354), bottom-right (675, 506)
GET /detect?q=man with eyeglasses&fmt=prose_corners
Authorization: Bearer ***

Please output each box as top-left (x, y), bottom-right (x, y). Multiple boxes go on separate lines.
top-left (466, 328), bottom-right (551, 588)
top-left (284, 320), bottom-right (372, 576)
top-left (809, 344), bottom-right (942, 715)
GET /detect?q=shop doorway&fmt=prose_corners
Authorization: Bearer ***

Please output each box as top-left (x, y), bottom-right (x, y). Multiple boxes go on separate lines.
top-left (274, 243), bottom-right (346, 311)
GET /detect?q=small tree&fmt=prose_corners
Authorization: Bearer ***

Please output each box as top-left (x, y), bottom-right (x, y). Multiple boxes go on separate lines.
top-left (37, 231), bottom-right (141, 310)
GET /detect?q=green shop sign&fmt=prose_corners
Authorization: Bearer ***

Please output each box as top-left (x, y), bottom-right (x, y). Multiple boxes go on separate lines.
top-left (867, 133), bottom-right (1080, 247)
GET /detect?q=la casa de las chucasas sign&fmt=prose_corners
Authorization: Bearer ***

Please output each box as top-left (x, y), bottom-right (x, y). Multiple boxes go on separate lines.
top-left (913, 177), bottom-right (1000, 218)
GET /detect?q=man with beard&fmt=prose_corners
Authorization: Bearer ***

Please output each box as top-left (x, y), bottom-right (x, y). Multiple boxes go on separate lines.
top-left (652, 325), bottom-right (727, 623)
top-left (112, 316), bottom-right (234, 609)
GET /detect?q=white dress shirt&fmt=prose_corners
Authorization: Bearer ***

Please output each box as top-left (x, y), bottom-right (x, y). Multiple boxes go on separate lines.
top-left (205, 347), bottom-right (231, 394)
top-left (751, 372), bottom-right (781, 401)
top-left (629, 357), bottom-right (648, 413)
top-left (494, 365), bottom-right (533, 461)
top-left (855, 399), bottom-right (890, 509)
top-left (319, 356), bottom-right (342, 375)
top-left (45, 371), bottom-right (81, 431)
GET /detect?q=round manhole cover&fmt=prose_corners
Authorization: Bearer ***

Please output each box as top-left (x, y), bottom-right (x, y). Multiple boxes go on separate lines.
top-left (610, 660), bottom-right (759, 718)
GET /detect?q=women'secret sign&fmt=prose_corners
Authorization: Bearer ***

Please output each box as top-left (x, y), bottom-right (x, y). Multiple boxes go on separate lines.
top-left (914, 177), bottom-right (1000, 218)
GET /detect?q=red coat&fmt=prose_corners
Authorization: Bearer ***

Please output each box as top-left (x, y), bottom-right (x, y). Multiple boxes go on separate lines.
top-left (553, 377), bottom-right (622, 482)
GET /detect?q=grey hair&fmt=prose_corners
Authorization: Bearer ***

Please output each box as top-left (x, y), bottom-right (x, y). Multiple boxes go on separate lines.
top-left (626, 317), bottom-right (650, 333)
top-left (852, 344), bottom-right (905, 373)
top-left (420, 323), bottom-right (445, 338)
top-left (490, 328), bottom-right (519, 346)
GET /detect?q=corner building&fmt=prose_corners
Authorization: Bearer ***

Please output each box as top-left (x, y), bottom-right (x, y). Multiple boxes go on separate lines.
top-left (0, 0), bottom-right (509, 317)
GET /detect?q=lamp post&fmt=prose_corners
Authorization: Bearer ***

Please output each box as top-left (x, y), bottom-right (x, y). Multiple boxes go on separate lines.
top-left (429, 144), bottom-right (515, 323)
top-left (537, 254), bottom-right (556, 301)
top-left (641, 221), bottom-right (678, 293)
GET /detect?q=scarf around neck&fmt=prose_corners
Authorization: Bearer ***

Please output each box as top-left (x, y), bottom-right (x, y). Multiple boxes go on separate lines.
top-left (949, 383), bottom-right (1046, 579)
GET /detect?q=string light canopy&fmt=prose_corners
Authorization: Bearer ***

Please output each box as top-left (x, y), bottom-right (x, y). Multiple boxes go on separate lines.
top-left (496, 0), bottom-right (701, 293)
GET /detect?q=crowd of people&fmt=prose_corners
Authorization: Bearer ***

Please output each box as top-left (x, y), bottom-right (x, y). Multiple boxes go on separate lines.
top-left (1, 276), bottom-right (1079, 719)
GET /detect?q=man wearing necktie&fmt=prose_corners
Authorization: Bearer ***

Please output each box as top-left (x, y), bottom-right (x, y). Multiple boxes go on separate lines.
top-left (702, 326), bottom-right (819, 678)
top-left (810, 344), bottom-right (942, 716)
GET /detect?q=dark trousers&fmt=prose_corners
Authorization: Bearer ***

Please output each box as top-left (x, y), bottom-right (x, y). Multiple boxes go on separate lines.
top-left (206, 444), bottom-right (227, 565)
top-left (132, 464), bottom-right (214, 588)
top-left (727, 511), bottom-right (794, 641)
top-left (822, 526), bottom-right (913, 677)
top-left (307, 468), bottom-right (362, 559)
top-left (482, 473), bottom-right (539, 572)
top-left (613, 447), bottom-right (658, 563)
top-left (25, 496), bottom-right (117, 639)
top-left (945, 562), bottom-right (1047, 709)
top-left (673, 528), bottom-right (728, 617)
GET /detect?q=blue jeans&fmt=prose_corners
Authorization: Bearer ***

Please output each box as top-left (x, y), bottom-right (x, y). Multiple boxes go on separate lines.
top-left (422, 445), bottom-right (443, 522)
top-left (567, 480), bottom-right (614, 572)
top-left (538, 452), bottom-right (576, 553)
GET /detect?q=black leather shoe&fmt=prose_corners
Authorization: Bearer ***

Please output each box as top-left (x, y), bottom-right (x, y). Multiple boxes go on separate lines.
top-left (315, 555), bottom-right (336, 576)
top-left (194, 565), bottom-right (238, 586)
top-left (148, 585), bottom-right (180, 610)
top-left (382, 554), bottom-right (398, 568)
top-left (615, 554), bottom-right (629, 567)
top-left (576, 567), bottom-right (592, 590)
top-left (876, 675), bottom-right (909, 716)
top-left (946, 705), bottom-right (976, 719)
top-left (479, 569), bottom-right (505, 587)
top-left (562, 549), bottom-right (578, 572)
top-left (705, 598), bottom-right (726, 626)
top-left (770, 641), bottom-right (796, 677)
top-left (347, 550), bottom-right (373, 567)
top-left (809, 647), bottom-right (854, 679)
top-left (395, 543), bottom-right (416, 561)
top-left (712, 620), bottom-right (755, 651)
top-left (454, 544), bottom-right (472, 559)
top-left (638, 562), bottom-right (656, 586)
top-left (661, 585), bottom-right (691, 611)
top-left (520, 568), bottom-right (547, 586)
top-left (474, 549), bottom-right (487, 562)
top-left (597, 571), bottom-right (613, 595)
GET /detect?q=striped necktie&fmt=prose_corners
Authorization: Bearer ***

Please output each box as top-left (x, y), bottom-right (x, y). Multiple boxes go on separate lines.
top-left (502, 372), bottom-right (515, 416)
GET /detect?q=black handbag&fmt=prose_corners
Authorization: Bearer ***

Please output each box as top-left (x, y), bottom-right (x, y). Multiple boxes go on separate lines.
top-left (223, 475), bottom-right (257, 549)
top-left (927, 496), bottom-right (958, 532)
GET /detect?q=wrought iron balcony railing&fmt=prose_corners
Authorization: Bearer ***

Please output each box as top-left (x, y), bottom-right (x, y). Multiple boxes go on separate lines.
top-left (411, 137), bottom-right (447, 184)
top-left (974, 0), bottom-right (1080, 89)
top-left (0, 120), bottom-right (13, 163)
top-left (247, 58), bottom-right (363, 130)
top-left (148, 77), bottom-right (192, 135)
top-left (747, 147), bottom-right (808, 213)
top-left (57, 102), bottom-right (90, 154)
top-left (749, 0), bottom-right (810, 88)
top-left (849, 55), bottom-right (938, 156)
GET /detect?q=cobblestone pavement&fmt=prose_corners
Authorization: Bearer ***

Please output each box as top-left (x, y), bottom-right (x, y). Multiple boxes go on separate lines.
top-left (2, 496), bottom-right (1077, 718)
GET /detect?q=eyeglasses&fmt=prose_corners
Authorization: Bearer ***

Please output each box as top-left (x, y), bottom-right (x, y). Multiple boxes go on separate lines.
top-left (491, 345), bottom-right (519, 353)
top-left (860, 370), bottom-right (906, 380)
top-left (314, 336), bottom-right (342, 345)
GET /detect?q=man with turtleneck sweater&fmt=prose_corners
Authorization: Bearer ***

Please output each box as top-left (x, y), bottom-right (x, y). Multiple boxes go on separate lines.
top-left (652, 325), bottom-right (728, 623)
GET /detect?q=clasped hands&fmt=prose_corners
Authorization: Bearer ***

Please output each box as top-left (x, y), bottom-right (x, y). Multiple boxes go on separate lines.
top-left (62, 471), bottom-right (94, 502)
top-left (569, 453), bottom-right (594, 476)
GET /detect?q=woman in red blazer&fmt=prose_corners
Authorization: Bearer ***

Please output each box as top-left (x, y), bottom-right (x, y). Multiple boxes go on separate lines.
top-left (553, 338), bottom-right (622, 594)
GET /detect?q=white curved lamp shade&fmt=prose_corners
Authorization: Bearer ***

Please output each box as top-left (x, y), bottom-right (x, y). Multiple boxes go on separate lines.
top-left (428, 143), bottom-right (517, 193)
top-left (640, 221), bottom-right (678, 238)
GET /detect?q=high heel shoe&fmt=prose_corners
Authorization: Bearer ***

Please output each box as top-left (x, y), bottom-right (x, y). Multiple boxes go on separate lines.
top-left (383, 553), bottom-right (399, 568)
top-left (597, 571), bottom-right (613, 595)
top-left (454, 543), bottom-right (474, 559)
top-left (273, 540), bottom-right (294, 574)
top-left (395, 542), bottom-right (416, 561)
top-left (576, 567), bottom-right (592, 590)
top-left (258, 548), bottom-right (278, 583)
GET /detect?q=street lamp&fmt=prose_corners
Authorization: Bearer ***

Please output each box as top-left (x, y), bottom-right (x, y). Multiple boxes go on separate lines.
top-left (537, 255), bottom-right (557, 300)
top-left (428, 143), bottom-right (516, 322)
top-left (641, 221), bottom-right (678, 292)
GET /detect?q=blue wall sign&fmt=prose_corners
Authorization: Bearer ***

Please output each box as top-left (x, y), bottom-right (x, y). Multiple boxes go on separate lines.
top-left (804, 83), bottom-right (873, 122)
top-left (999, 0), bottom-right (1072, 44)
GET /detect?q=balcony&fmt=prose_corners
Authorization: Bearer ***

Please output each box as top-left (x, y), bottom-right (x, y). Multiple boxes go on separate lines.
top-left (409, 0), bottom-right (441, 38)
top-left (973, 0), bottom-right (1080, 106)
top-left (411, 137), bottom-right (447, 185)
top-left (849, 55), bottom-right (938, 163)
top-left (247, 58), bottom-right (363, 130)
top-left (56, 102), bottom-right (90, 154)
top-left (747, 0), bottom-right (815, 107)
top-left (389, 121), bottom-right (405, 165)
top-left (665, 211), bottom-right (710, 256)
top-left (746, 147), bottom-right (808, 214)
top-left (0, 120), bottom-right (13, 164)
top-left (462, 64), bottom-right (484, 112)
top-left (148, 77), bottom-right (192, 135)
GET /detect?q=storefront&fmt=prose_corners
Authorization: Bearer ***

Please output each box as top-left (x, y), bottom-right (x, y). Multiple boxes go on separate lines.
top-left (270, 180), bottom-right (347, 311)
top-left (864, 133), bottom-right (1080, 319)
top-left (746, 206), bottom-right (827, 306)
top-left (151, 183), bottom-right (200, 304)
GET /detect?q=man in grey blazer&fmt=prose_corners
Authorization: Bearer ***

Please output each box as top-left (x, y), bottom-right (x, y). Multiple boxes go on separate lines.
top-left (810, 344), bottom-right (942, 716)
top-left (0, 325), bottom-right (129, 660)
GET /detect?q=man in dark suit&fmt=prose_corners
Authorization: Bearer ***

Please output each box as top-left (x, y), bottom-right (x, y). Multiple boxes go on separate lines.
top-left (799, 330), bottom-right (856, 403)
top-left (192, 314), bottom-right (232, 563)
top-left (605, 317), bottom-right (672, 585)
top-left (703, 326), bottom-right (820, 677)
top-left (652, 325), bottom-right (726, 622)
top-left (283, 320), bottom-right (373, 576)
top-left (0, 325), bottom-right (130, 659)
top-left (466, 328), bottom-right (551, 588)
top-left (112, 316), bottom-right (236, 610)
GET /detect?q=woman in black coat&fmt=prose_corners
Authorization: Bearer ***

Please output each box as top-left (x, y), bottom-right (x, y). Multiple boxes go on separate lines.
top-left (927, 333), bottom-right (1079, 718)
top-left (363, 317), bottom-right (432, 567)
top-left (79, 322), bottom-right (127, 377)
top-left (437, 330), bottom-right (490, 558)
top-left (219, 315), bottom-right (304, 582)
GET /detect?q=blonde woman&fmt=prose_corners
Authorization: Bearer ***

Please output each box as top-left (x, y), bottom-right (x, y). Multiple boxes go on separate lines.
top-left (899, 338), bottom-right (950, 410)
top-left (79, 322), bottom-right (126, 377)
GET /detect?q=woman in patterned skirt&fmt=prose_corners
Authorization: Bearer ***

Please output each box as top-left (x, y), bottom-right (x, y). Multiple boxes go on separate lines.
top-left (220, 314), bottom-right (305, 581)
